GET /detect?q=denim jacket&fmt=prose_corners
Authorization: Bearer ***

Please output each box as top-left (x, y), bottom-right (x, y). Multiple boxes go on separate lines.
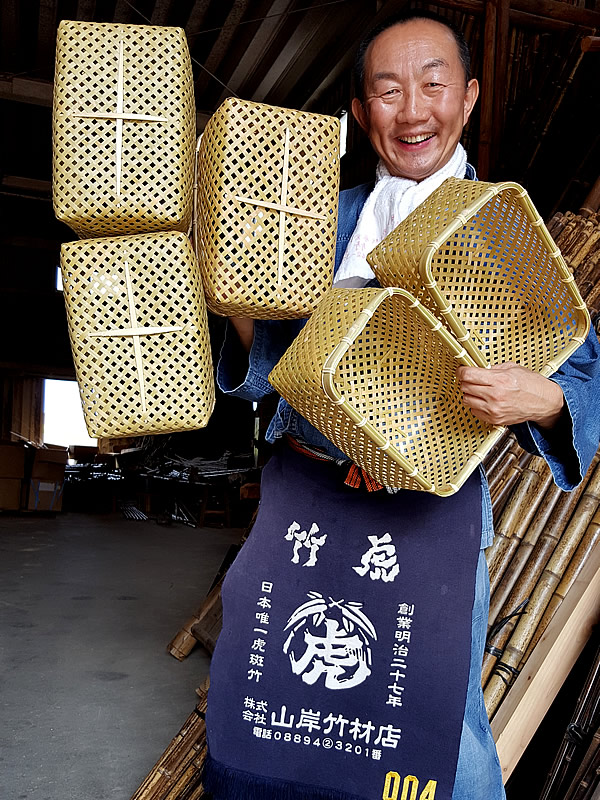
top-left (218, 167), bottom-right (600, 547)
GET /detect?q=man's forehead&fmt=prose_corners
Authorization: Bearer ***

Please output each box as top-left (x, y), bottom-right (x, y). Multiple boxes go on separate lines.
top-left (365, 20), bottom-right (462, 73)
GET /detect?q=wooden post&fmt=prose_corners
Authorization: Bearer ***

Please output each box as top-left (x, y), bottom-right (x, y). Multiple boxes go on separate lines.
top-left (491, 0), bottom-right (510, 173)
top-left (478, 0), bottom-right (498, 179)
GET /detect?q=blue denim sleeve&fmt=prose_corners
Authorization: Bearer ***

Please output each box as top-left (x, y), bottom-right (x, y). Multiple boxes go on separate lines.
top-left (216, 319), bottom-right (304, 402)
top-left (511, 326), bottom-right (600, 489)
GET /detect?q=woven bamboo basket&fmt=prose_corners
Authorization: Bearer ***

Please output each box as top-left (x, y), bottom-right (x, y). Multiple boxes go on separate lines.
top-left (60, 231), bottom-right (214, 438)
top-left (195, 97), bottom-right (340, 319)
top-left (367, 178), bottom-right (590, 371)
top-left (269, 288), bottom-right (505, 494)
top-left (53, 21), bottom-right (195, 239)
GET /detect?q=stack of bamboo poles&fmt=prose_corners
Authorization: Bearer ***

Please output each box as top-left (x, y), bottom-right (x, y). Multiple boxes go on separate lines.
top-left (483, 432), bottom-right (600, 720)
top-left (538, 639), bottom-right (600, 800)
top-left (547, 207), bottom-right (600, 315)
top-left (130, 679), bottom-right (209, 800)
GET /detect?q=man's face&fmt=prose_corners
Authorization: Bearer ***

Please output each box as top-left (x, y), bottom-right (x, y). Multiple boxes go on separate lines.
top-left (352, 19), bottom-right (479, 181)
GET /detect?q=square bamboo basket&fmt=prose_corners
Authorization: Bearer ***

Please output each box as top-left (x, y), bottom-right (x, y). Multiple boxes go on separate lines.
top-left (269, 288), bottom-right (505, 495)
top-left (60, 232), bottom-right (215, 438)
top-left (53, 21), bottom-right (195, 239)
top-left (367, 178), bottom-right (590, 372)
top-left (195, 97), bottom-right (340, 319)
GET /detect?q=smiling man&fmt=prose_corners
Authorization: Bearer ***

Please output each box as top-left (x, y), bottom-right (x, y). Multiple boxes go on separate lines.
top-left (203, 11), bottom-right (600, 800)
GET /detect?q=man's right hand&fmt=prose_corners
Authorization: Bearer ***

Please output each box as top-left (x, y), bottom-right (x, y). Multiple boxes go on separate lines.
top-left (230, 317), bottom-right (255, 353)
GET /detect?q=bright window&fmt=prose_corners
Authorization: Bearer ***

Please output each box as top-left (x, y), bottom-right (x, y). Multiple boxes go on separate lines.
top-left (43, 379), bottom-right (96, 447)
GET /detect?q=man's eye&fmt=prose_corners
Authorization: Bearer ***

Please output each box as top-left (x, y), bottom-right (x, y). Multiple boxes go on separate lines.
top-left (382, 88), bottom-right (400, 96)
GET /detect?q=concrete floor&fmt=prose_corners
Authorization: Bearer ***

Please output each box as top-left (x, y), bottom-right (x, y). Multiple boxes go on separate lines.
top-left (0, 511), bottom-right (242, 800)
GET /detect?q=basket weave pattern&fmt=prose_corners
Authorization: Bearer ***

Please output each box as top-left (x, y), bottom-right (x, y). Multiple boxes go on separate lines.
top-left (269, 288), bottom-right (503, 495)
top-left (368, 178), bottom-right (589, 372)
top-left (60, 232), bottom-right (214, 438)
top-left (196, 98), bottom-right (340, 319)
top-left (53, 21), bottom-right (195, 239)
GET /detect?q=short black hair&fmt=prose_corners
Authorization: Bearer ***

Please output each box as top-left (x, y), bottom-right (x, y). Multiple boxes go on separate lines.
top-left (353, 10), bottom-right (472, 102)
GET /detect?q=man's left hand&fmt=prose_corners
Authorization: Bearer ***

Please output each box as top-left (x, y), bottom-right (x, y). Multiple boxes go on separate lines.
top-left (456, 363), bottom-right (565, 430)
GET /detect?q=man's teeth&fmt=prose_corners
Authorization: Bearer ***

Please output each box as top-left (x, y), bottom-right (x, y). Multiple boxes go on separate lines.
top-left (399, 134), bottom-right (433, 144)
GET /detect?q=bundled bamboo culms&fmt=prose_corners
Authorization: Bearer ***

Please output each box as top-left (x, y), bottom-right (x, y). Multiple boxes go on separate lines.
top-left (487, 481), bottom-right (563, 631)
top-left (521, 506), bottom-right (600, 665)
top-left (491, 451), bottom-right (533, 522)
top-left (487, 438), bottom-right (525, 498)
top-left (486, 456), bottom-right (551, 594)
top-left (539, 641), bottom-right (600, 800)
top-left (481, 462), bottom-right (596, 686)
top-left (482, 430), bottom-right (514, 479)
top-left (563, 727), bottom-right (600, 800)
top-left (484, 462), bottom-right (600, 719)
top-left (130, 680), bottom-right (208, 800)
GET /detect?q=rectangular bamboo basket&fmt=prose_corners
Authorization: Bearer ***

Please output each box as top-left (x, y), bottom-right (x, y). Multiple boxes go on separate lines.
top-left (367, 178), bottom-right (590, 371)
top-left (196, 97), bottom-right (340, 319)
top-left (52, 20), bottom-right (195, 239)
top-left (60, 232), bottom-right (215, 438)
top-left (269, 288), bottom-right (505, 495)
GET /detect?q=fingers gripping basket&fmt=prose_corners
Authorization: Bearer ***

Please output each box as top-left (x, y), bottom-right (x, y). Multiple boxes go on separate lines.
top-left (269, 288), bottom-right (505, 495)
top-left (52, 21), bottom-right (195, 238)
top-left (367, 178), bottom-right (590, 371)
top-left (60, 232), bottom-right (215, 438)
top-left (196, 97), bottom-right (340, 319)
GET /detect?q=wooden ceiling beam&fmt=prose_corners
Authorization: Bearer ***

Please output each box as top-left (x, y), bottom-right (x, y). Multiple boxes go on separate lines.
top-left (75, 0), bottom-right (97, 21)
top-left (1, 1), bottom-right (21, 73)
top-left (185, 0), bottom-right (212, 39)
top-left (302, 0), bottom-right (411, 111)
top-left (512, 0), bottom-right (600, 29)
top-left (194, 0), bottom-right (251, 98)
top-left (35, 0), bottom-right (59, 73)
top-left (212, 0), bottom-right (294, 105)
top-left (0, 76), bottom-right (53, 106)
top-left (150, 0), bottom-right (178, 25)
top-left (250, 3), bottom-right (337, 103)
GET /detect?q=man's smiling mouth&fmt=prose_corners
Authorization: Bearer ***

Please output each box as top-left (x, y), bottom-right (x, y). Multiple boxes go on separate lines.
top-left (397, 133), bottom-right (435, 144)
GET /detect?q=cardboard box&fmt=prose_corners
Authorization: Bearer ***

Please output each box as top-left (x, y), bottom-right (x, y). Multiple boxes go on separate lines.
top-left (31, 444), bottom-right (68, 480)
top-left (0, 442), bottom-right (26, 479)
top-left (0, 478), bottom-right (22, 510)
top-left (26, 479), bottom-right (64, 512)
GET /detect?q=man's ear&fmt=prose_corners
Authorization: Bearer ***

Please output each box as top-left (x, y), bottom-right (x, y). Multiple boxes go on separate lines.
top-left (351, 97), bottom-right (369, 134)
top-left (463, 79), bottom-right (479, 125)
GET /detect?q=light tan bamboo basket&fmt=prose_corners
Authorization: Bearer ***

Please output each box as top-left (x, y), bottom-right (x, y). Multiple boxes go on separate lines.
top-left (367, 178), bottom-right (590, 371)
top-left (195, 97), bottom-right (340, 319)
top-left (52, 21), bottom-right (195, 239)
top-left (269, 288), bottom-right (505, 495)
top-left (60, 232), bottom-right (215, 438)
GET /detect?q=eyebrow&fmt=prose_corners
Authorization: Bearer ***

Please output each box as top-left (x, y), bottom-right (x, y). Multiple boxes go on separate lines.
top-left (372, 59), bottom-right (451, 84)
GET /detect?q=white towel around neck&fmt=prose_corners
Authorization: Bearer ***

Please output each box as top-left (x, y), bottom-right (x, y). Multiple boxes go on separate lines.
top-left (334, 144), bottom-right (467, 287)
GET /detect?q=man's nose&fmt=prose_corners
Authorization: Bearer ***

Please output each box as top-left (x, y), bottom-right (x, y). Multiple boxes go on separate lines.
top-left (395, 89), bottom-right (429, 123)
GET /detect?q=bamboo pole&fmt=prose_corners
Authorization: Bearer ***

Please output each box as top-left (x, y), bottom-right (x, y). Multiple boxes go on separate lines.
top-left (564, 727), bottom-right (600, 800)
top-left (487, 439), bottom-right (526, 497)
top-left (484, 461), bottom-right (600, 718)
top-left (580, 175), bottom-right (600, 215)
top-left (521, 507), bottom-right (600, 665)
top-left (538, 641), bottom-right (600, 800)
top-left (483, 430), bottom-right (514, 478)
top-left (130, 680), bottom-right (209, 800)
top-left (486, 457), bottom-right (551, 594)
top-left (481, 460), bottom-right (597, 686)
top-left (487, 481), bottom-right (563, 629)
top-left (492, 452), bottom-right (533, 521)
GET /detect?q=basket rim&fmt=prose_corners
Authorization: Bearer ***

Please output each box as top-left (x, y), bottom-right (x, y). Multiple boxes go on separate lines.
top-left (418, 179), bottom-right (591, 371)
top-left (319, 287), bottom-right (505, 496)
